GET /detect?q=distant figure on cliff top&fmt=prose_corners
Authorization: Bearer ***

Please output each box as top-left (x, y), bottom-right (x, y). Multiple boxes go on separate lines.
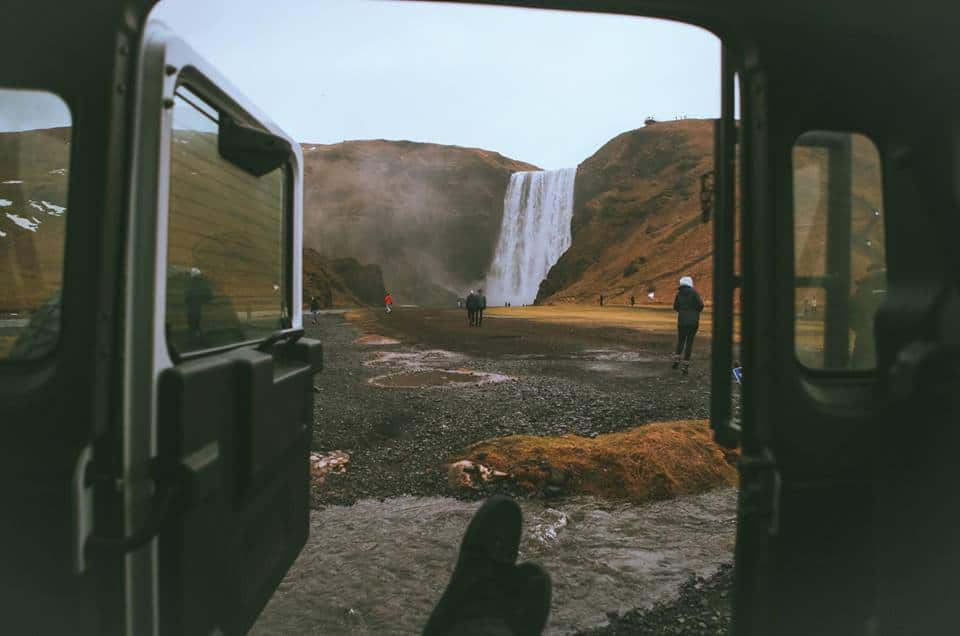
top-left (672, 276), bottom-right (704, 375)
top-left (465, 290), bottom-right (479, 326)
top-left (384, 291), bottom-right (394, 314)
top-left (599, 294), bottom-right (604, 307)
top-left (476, 289), bottom-right (487, 327)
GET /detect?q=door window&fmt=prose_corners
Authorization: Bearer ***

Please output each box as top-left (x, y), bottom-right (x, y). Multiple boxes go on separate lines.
top-left (165, 88), bottom-right (288, 355)
top-left (793, 131), bottom-right (886, 370)
top-left (0, 88), bottom-right (71, 360)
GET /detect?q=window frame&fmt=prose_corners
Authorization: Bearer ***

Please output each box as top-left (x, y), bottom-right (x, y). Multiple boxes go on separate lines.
top-left (162, 71), bottom-right (297, 363)
top-left (0, 87), bottom-right (75, 364)
top-left (790, 128), bottom-right (887, 376)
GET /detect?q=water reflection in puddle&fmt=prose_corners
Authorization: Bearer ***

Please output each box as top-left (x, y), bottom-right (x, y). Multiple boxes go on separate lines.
top-left (252, 488), bottom-right (736, 635)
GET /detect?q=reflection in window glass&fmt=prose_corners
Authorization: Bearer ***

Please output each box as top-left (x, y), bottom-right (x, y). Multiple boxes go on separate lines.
top-left (793, 131), bottom-right (886, 370)
top-left (166, 88), bottom-right (287, 355)
top-left (0, 89), bottom-right (71, 360)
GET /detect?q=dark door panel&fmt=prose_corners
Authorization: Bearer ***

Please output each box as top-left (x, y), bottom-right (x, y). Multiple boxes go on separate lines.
top-left (158, 338), bottom-right (320, 635)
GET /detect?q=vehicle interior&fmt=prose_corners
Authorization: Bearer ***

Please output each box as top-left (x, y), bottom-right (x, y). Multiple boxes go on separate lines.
top-left (1, 1), bottom-right (958, 634)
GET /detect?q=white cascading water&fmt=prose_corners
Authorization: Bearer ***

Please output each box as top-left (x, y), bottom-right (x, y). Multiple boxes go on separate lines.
top-left (484, 168), bottom-right (576, 306)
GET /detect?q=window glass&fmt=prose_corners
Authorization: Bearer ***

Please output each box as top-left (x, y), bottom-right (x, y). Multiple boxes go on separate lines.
top-left (0, 89), bottom-right (71, 360)
top-left (166, 88), bottom-right (288, 355)
top-left (793, 131), bottom-right (886, 370)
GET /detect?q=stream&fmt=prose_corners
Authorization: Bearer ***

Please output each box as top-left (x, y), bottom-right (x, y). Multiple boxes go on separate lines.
top-left (252, 488), bottom-right (737, 635)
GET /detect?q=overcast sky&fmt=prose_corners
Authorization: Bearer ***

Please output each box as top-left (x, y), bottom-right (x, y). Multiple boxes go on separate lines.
top-left (150, 0), bottom-right (720, 169)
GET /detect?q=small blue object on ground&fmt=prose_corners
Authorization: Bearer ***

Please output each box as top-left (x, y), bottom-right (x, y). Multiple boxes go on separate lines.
top-left (732, 367), bottom-right (743, 384)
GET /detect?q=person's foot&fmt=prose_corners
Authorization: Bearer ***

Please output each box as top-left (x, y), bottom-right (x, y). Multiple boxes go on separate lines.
top-left (681, 361), bottom-right (690, 375)
top-left (423, 497), bottom-right (551, 636)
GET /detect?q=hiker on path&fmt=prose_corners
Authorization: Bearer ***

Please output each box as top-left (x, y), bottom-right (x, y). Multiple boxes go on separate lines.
top-left (465, 290), bottom-right (479, 326)
top-left (599, 294), bottom-right (604, 307)
top-left (672, 275), bottom-right (704, 375)
top-left (384, 291), bottom-right (394, 314)
top-left (477, 289), bottom-right (487, 327)
top-left (309, 295), bottom-right (321, 325)
top-left (630, 295), bottom-right (635, 307)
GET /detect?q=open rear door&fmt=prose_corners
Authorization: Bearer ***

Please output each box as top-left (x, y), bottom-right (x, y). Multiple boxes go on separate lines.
top-left (723, 36), bottom-right (890, 636)
top-left (114, 23), bottom-right (322, 635)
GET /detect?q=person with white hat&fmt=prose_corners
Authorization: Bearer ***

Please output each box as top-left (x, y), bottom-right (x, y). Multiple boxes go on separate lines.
top-left (672, 275), bottom-right (704, 374)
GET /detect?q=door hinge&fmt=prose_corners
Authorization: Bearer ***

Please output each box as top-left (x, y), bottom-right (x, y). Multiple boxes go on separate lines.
top-left (83, 457), bottom-right (190, 560)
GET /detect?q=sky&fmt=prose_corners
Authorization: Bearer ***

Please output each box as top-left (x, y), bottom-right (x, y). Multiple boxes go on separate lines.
top-left (150, 0), bottom-right (720, 169)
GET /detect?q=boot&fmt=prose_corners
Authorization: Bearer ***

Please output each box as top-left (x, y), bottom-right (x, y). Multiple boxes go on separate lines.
top-left (681, 360), bottom-right (690, 375)
top-left (671, 354), bottom-right (680, 370)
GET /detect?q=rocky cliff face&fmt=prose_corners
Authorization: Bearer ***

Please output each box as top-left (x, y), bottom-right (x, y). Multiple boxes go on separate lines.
top-left (302, 248), bottom-right (386, 308)
top-left (536, 119), bottom-right (716, 305)
top-left (301, 139), bottom-right (538, 306)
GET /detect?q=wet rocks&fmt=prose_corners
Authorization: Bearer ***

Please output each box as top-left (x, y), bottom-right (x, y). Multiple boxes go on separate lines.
top-left (310, 450), bottom-right (351, 487)
top-left (446, 459), bottom-right (511, 492)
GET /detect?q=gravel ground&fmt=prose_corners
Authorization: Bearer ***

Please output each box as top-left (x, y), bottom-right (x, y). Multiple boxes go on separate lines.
top-left (577, 564), bottom-right (734, 636)
top-left (305, 308), bottom-right (712, 507)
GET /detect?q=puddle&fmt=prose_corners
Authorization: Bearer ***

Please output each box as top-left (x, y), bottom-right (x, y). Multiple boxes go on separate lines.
top-left (584, 361), bottom-right (660, 378)
top-left (363, 349), bottom-right (463, 368)
top-left (355, 334), bottom-right (401, 346)
top-left (368, 369), bottom-right (512, 389)
top-left (579, 348), bottom-right (657, 363)
top-left (253, 489), bottom-right (737, 635)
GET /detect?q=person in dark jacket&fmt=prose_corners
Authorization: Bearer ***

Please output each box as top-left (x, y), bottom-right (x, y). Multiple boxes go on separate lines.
top-left (465, 290), bottom-right (479, 326)
top-left (185, 267), bottom-right (213, 336)
top-left (309, 295), bottom-right (320, 325)
top-left (476, 289), bottom-right (487, 327)
top-left (672, 275), bottom-right (704, 374)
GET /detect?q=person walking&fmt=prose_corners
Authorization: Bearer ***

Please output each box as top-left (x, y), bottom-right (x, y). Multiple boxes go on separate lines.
top-left (630, 295), bottom-right (635, 307)
top-left (672, 276), bottom-right (704, 375)
top-left (599, 294), bottom-right (604, 307)
top-left (309, 295), bottom-right (321, 325)
top-left (384, 291), bottom-right (394, 314)
top-left (477, 289), bottom-right (487, 327)
top-left (465, 290), bottom-right (479, 326)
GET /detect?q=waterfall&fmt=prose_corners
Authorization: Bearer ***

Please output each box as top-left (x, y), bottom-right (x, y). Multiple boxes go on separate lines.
top-left (484, 168), bottom-right (576, 306)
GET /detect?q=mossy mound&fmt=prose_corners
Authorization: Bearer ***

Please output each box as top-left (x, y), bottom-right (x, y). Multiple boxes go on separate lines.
top-left (453, 420), bottom-right (737, 503)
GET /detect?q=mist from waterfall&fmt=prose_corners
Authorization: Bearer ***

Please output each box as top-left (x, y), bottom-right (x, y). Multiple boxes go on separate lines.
top-left (484, 168), bottom-right (576, 306)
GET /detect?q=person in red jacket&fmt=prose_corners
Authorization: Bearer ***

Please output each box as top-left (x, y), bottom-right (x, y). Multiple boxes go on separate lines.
top-left (384, 291), bottom-right (394, 314)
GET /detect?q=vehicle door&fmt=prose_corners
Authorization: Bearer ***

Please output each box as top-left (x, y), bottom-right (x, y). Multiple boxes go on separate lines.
top-left (714, 19), bottom-right (960, 635)
top-left (116, 22), bottom-right (322, 635)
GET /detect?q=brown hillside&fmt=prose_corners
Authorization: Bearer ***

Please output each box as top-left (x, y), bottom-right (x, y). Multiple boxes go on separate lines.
top-left (302, 247), bottom-right (386, 308)
top-left (301, 139), bottom-right (538, 306)
top-left (0, 127), bottom-right (70, 313)
top-left (537, 119), bottom-right (717, 305)
top-left (537, 122), bottom-right (884, 307)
